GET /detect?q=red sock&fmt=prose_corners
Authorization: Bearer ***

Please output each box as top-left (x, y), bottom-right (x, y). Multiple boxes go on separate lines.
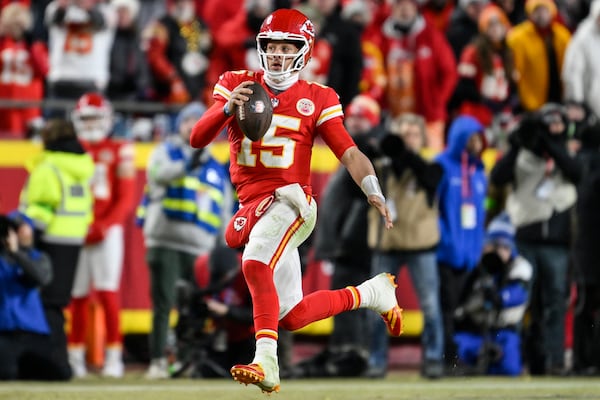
top-left (242, 259), bottom-right (279, 341)
top-left (97, 290), bottom-right (122, 346)
top-left (279, 287), bottom-right (358, 331)
top-left (68, 296), bottom-right (89, 345)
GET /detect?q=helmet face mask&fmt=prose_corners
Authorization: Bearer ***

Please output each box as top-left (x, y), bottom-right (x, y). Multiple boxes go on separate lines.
top-left (72, 92), bottom-right (113, 142)
top-left (256, 9), bottom-right (315, 81)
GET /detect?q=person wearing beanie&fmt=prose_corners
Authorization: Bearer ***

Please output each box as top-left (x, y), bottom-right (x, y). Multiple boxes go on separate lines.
top-left (506, 0), bottom-right (571, 111)
top-left (344, 94), bottom-right (382, 137)
top-left (453, 212), bottom-right (532, 376)
top-left (140, 101), bottom-right (234, 379)
top-left (450, 3), bottom-right (516, 128)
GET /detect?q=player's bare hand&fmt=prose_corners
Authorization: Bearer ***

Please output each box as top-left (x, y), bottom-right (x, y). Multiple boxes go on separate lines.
top-left (368, 194), bottom-right (393, 229)
top-left (224, 81), bottom-right (255, 115)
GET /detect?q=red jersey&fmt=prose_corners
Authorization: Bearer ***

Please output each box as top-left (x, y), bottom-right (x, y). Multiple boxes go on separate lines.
top-left (206, 70), bottom-right (355, 205)
top-left (457, 44), bottom-right (511, 126)
top-left (82, 138), bottom-right (136, 228)
top-left (0, 36), bottom-right (47, 137)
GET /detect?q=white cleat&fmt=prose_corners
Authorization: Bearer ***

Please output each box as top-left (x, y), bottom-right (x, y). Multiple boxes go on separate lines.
top-left (357, 273), bottom-right (404, 336)
top-left (231, 355), bottom-right (280, 393)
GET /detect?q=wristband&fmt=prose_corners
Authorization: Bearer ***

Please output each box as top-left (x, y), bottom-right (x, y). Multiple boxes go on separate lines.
top-left (361, 175), bottom-right (385, 202)
top-left (223, 102), bottom-right (233, 117)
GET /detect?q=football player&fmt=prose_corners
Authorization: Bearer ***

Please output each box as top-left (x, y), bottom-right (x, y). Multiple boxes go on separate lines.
top-left (190, 8), bottom-right (401, 393)
top-left (68, 93), bottom-right (136, 378)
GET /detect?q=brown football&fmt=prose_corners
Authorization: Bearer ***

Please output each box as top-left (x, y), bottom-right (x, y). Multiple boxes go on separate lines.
top-left (235, 82), bottom-right (273, 142)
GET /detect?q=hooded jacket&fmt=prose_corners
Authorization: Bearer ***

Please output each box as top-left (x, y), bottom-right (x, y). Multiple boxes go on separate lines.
top-left (0, 248), bottom-right (52, 334)
top-left (20, 146), bottom-right (95, 244)
top-left (435, 116), bottom-right (487, 270)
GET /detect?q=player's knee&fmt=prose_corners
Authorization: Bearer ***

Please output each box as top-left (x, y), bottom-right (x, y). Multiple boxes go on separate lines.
top-left (241, 259), bottom-right (269, 285)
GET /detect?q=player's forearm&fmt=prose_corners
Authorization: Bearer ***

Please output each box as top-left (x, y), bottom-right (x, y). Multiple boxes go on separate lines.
top-left (190, 102), bottom-right (230, 148)
top-left (341, 146), bottom-right (386, 203)
top-left (340, 146), bottom-right (377, 189)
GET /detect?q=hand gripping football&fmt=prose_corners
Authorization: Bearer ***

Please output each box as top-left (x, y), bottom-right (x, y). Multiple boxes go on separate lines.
top-left (235, 82), bottom-right (273, 142)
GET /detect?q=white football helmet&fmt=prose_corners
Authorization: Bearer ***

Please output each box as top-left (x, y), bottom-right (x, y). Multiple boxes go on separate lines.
top-left (72, 92), bottom-right (113, 142)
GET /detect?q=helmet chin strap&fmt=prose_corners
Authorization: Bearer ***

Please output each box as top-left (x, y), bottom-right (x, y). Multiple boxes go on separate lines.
top-left (264, 71), bottom-right (299, 91)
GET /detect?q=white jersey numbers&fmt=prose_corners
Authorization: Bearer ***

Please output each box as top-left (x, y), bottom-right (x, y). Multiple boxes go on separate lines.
top-left (237, 114), bottom-right (300, 169)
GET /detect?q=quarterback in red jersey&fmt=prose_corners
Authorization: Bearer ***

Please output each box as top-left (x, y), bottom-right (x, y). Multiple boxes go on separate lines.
top-left (67, 93), bottom-right (136, 378)
top-left (190, 9), bottom-right (402, 393)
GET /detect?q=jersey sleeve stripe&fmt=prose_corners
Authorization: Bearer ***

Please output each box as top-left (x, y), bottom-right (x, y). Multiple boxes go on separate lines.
top-left (317, 105), bottom-right (344, 126)
top-left (213, 83), bottom-right (232, 101)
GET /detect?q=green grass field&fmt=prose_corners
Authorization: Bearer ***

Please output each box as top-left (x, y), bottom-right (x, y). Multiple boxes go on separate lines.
top-left (1, 373), bottom-right (599, 400)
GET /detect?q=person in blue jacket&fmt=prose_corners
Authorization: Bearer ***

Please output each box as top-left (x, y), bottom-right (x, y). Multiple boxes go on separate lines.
top-left (0, 213), bottom-right (71, 380)
top-left (453, 213), bottom-right (532, 376)
top-left (435, 115), bottom-right (488, 374)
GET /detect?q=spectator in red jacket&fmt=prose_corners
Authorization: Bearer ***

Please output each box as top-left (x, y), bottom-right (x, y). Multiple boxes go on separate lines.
top-left (373, 0), bottom-right (457, 151)
top-left (451, 4), bottom-right (516, 128)
top-left (200, 0), bottom-right (244, 33)
top-left (205, 0), bottom-right (274, 101)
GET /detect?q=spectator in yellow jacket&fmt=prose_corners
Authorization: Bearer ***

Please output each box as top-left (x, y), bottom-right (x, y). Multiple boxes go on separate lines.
top-left (506, 0), bottom-right (570, 112)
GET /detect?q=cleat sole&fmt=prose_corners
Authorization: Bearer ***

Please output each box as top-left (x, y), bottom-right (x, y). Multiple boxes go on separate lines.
top-left (231, 364), bottom-right (280, 394)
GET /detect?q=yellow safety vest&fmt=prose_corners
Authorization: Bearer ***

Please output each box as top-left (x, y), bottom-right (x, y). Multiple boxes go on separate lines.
top-left (20, 154), bottom-right (94, 244)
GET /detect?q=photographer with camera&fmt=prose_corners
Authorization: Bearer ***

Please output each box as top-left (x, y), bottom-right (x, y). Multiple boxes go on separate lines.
top-left (366, 113), bottom-right (444, 379)
top-left (173, 245), bottom-right (253, 378)
top-left (454, 213), bottom-right (532, 376)
top-left (0, 213), bottom-right (73, 380)
top-left (140, 102), bottom-right (233, 379)
top-left (490, 103), bottom-right (580, 375)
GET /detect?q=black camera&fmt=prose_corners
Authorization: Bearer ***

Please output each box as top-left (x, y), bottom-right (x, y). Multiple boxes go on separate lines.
top-left (175, 280), bottom-right (211, 343)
